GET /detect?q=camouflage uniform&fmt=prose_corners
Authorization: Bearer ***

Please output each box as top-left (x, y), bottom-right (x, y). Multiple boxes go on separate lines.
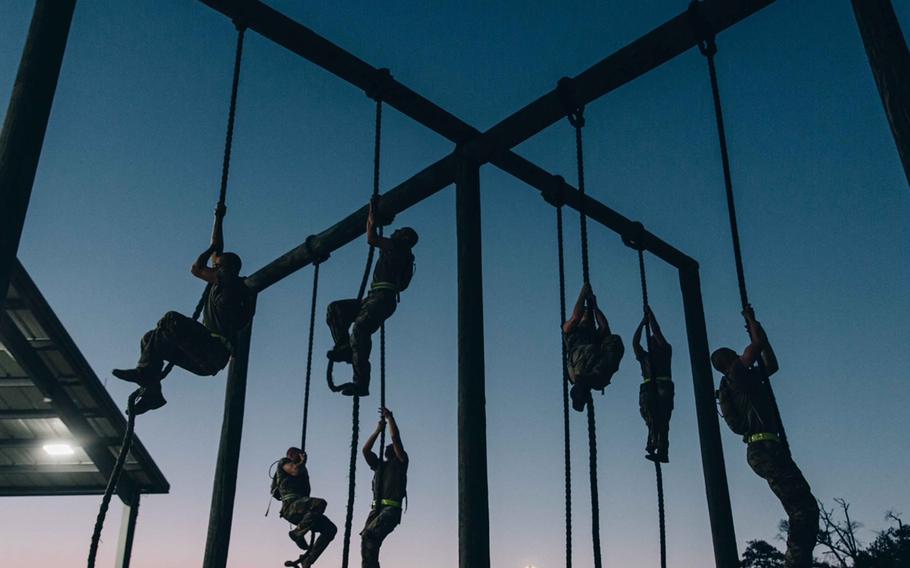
top-left (327, 239), bottom-right (413, 390)
top-left (564, 327), bottom-right (624, 390)
top-left (636, 340), bottom-right (674, 460)
top-left (275, 459), bottom-right (337, 560)
top-left (724, 361), bottom-right (819, 568)
top-left (361, 453), bottom-right (408, 568)
top-left (136, 274), bottom-right (253, 377)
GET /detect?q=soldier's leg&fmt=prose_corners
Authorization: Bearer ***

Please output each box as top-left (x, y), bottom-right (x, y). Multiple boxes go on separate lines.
top-left (656, 383), bottom-right (675, 461)
top-left (361, 507), bottom-right (402, 568)
top-left (748, 442), bottom-right (819, 568)
top-left (326, 299), bottom-right (360, 358)
top-left (360, 509), bottom-right (382, 568)
top-left (302, 514), bottom-right (337, 565)
top-left (350, 293), bottom-right (397, 389)
top-left (139, 311), bottom-right (227, 376)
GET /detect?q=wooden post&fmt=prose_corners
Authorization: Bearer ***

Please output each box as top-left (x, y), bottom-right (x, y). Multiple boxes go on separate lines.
top-left (678, 264), bottom-right (739, 568)
top-left (851, 0), bottom-right (910, 186)
top-left (202, 297), bottom-right (256, 568)
top-left (455, 155), bottom-right (490, 568)
top-left (115, 491), bottom-right (141, 568)
top-left (0, 0), bottom-right (77, 312)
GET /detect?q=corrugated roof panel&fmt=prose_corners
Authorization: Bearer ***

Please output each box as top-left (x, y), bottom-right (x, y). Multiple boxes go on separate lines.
top-left (9, 309), bottom-right (48, 341)
top-left (0, 348), bottom-right (27, 378)
top-left (39, 349), bottom-right (75, 378)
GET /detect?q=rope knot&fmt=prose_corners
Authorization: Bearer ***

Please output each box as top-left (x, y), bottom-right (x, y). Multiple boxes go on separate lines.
top-left (557, 77), bottom-right (586, 129)
top-left (687, 0), bottom-right (718, 58)
top-left (365, 68), bottom-right (393, 102)
top-left (542, 175), bottom-right (567, 207)
top-left (304, 235), bottom-right (330, 264)
top-left (622, 221), bottom-right (648, 251)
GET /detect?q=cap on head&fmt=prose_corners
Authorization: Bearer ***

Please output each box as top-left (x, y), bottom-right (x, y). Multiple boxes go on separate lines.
top-left (710, 348), bottom-right (738, 374)
top-left (218, 252), bottom-right (242, 276)
top-left (393, 227), bottom-right (418, 248)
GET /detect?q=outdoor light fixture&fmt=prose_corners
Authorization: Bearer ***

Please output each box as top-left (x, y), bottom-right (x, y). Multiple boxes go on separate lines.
top-left (42, 443), bottom-right (75, 456)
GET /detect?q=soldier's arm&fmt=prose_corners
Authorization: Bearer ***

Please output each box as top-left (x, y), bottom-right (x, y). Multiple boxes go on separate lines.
top-left (648, 308), bottom-right (668, 347)
top-left (563, 284), bottom-right (590, 333)
top-left (362, 419), bottom-right (384, 469)
top-left (594, 307), bottom-right (610, 339)
top-left (191, 244), bottom-right (218, 283)
top-left (384, 408), bottom-right (407, 463)
top-left (739, 307), bottom-right (768, 370)
top-left (366, 200), bottom-right (395, 251)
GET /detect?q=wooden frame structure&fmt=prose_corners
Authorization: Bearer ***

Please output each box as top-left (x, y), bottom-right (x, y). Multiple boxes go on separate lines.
top-left (2, 1), bottom-right (906, 567)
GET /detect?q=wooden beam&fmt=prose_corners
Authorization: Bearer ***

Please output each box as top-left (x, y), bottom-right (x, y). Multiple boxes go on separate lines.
top-left (851, 0), bottom-right (910, 186)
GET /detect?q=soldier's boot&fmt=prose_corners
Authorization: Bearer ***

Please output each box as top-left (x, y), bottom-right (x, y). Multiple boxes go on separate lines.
top-left (130, 382), bottom-right (167, 415)
top-left (342, 361), bottom-right (371, 397)
top-left (569, 384), bottom-right (590, 412)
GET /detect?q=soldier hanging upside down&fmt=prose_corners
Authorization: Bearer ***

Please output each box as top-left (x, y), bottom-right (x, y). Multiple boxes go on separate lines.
top-left (326, 199), bottom-right (417, 397)
top-left (272, 447), bottom-right (337, 568)
top-left (633, 306), bottom-right (674, 463)
top-left (712, 306), bottom-right (819, 568)
top-left (112, 204), bottom-right (254, 414)
top-left (361, 407), bottom-right (408, 568)
top-left (562, 283), bottom-right (625, 412)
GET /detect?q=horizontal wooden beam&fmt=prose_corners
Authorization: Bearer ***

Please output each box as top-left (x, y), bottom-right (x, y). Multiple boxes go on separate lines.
top-left (218, 0), bottom-right (775, 289)
top-left (0, 408), bottom-right (100, 419)
top-left (0, 437), bottom-right (120, 449)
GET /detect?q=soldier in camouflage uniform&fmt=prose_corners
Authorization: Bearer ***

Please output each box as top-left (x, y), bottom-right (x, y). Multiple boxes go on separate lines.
top-left (327, 200), bottom-right (417, 397)
top-left (360, 408), bottom-right (408, 568)
top-left (274, 447), bottom-right (337, 568)
top-left (562, 283), bottom-right (625, 412)
top-left (113, 204), bottom-right (254, 414)
top-left (711, 306), bottom-right (819, 568)
top-left (633, 306), bottom-right (674, 463)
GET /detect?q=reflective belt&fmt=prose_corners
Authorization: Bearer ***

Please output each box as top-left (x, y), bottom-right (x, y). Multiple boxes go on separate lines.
top-left (746, 432), bottom-right (780, 444)
top-left (371, 282), bottom-right (398, 292)
top-left (372, 498), bottom-right (402, 509)
top-left (642, 375), bottom-right (672, 383)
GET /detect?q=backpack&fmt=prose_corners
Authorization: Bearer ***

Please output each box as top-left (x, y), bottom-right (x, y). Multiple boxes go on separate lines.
top-left (716, 376), bottom-right (751, 435)
top-left (396, 251), bottom-right (415, 293)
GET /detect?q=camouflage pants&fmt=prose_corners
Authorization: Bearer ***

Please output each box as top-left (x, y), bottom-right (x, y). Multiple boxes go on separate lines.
top-left (327, 290), bottom-right (397, 387)
top-left (639, 380), bottom-right (674, 457)
top-left (138, 311), bottom-right (230, 377)
top-left (360, 505), bottom-right (402, 568)
top-left (747, 441), bottom-right (819, 568)
top-left (281, 497), bottom-right (337, 554)
top-left (568, 334), bottom-right (625, 390)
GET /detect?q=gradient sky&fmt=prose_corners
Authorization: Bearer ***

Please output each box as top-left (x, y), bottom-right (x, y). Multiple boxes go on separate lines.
top-left (2, 1), bottom-right (909, 567)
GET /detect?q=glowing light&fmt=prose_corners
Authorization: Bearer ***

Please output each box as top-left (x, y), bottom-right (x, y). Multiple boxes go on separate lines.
top-left (42, 443), bottom-right (75, 456)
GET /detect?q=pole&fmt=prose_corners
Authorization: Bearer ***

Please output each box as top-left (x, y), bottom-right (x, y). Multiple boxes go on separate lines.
top-left (0, 0), bottom-right (77, 311)
top-left (115, 491), bottom-right (141, 568)
top-left (678, 263), bottom-right (738, 568)
top-left (202, 297), bottom-right (256, 568)
top-left (851, 0), bottom-right (910, 186)
top-left (455, 155), bottom-right (490, 568)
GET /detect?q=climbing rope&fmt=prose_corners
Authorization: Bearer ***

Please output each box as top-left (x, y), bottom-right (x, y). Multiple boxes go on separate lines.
top-left (558, 77), bottom-right (602, 568)
top-left (688, 0), bottom-right (789, 451)
top-left (339, 80), bottom-right (387, 568)
top-left (626, 222), bottom-right (668, 568)
top-left (87, 23), bottom-right (246, 568)
top-left (300, 236), bottom-right (329, 450)
top-left (545, 178), bottom-right (573, 568)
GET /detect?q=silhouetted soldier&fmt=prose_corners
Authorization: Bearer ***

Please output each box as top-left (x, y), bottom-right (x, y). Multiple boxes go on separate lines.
top-left (361, 407), bottom-right (407, 568)
top-left (563, 283), bottom-right (625, 411)
top-left (712, 306), bottom-right (819, 568)
top-left (113, 204), bottom-right (253, 414)
top-left (273, 447), bottom-right (337, 568)
top-left (633, 306), bottom-right (674, 463)
top-left (326, 200), bottom-right (417, 397)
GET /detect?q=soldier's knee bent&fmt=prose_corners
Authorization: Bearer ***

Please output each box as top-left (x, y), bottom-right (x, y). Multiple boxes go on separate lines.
top-left (324, 519), bottom-right (338, 538)
top-left (311, 498), bottom-right (327, 514)
top-left (160, 311), bottom-right (182, 326)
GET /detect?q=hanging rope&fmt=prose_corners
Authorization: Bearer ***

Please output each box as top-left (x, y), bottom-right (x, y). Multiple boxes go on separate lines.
top-left (87, 23), bottom-right (246, 567)
top-left (558, 77), bottom-right (602, 568)
top-left (339, 78), bottom-right (388, 568)
top-left (626, 222), bottom-right (668, 568)
top-left (300, 234), bottom-right (330, 449)
top-left (545, 177), bottom-right (573, 568)
top-left (688, 0), bottom-right (789, 451)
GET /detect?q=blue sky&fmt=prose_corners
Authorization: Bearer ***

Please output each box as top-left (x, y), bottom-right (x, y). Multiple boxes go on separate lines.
top-left (2, 1), bottom-right (908, 567)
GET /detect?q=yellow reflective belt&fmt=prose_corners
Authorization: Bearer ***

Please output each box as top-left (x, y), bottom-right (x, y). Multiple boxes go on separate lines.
top-left (372, 498), bottom-right (402, 508)
top-left (747, 432), bottom-right (780, 444)
top-left (643, 375), bottom-right (672, 383)
top-left (371, 282), bottom-right (398, 292)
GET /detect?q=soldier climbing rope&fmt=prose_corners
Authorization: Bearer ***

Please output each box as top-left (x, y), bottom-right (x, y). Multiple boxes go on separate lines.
top-left (87, 19), bottom-right (248, 568)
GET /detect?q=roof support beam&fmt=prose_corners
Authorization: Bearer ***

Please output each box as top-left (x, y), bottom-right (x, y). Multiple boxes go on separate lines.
top-left (0, 408), bottom-right (100, 420)
top-left (0, 314), bottom-right (136, 501)
top-left (0, 437), bottom-right (120, 449)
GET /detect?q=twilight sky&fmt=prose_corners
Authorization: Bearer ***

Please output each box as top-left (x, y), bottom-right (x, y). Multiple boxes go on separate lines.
top-left (2, 1), bottom-right (909, 567)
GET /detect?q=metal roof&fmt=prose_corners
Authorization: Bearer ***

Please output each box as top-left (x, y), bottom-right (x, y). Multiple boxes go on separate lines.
top-left (0, 260), bottom-right (168, 501)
